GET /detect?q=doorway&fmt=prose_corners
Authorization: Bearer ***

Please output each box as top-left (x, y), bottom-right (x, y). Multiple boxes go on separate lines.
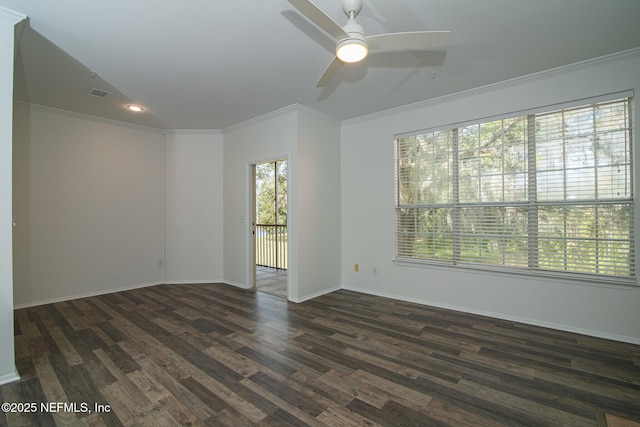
top-left (254, 159), bottom-right (288, 298)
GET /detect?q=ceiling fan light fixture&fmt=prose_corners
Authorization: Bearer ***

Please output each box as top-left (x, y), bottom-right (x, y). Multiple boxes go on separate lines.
top-left (336, 38), bottom-right (368, 63)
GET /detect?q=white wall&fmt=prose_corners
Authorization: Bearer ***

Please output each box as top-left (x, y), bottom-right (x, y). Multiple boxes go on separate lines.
top-left (296, 108), bottom-right (341, 300)
top-left (222, 105), bottom-right (342, 301)
top-left (341, 50), bottom-right (640, 344)
top-left (12, 105), bottom-right (165, 307)
top-left (223, 107), bottom-right (298, 291)
top-left (164, 131), bottom-right (224, 283)
top-left (0, 6), bottom-right (24, 386)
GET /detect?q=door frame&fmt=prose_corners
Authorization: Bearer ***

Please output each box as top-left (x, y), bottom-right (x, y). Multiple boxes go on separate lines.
top-left (246, 155), bottom-right (289, 296)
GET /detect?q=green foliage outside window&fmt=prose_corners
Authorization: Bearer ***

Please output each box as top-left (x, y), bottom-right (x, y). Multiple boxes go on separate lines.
top-left (395, 97), bottom-right (634, 281)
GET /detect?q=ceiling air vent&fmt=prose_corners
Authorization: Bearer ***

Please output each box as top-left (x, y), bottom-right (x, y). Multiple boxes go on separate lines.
top-left (89, 88), bottom-right (110, 99)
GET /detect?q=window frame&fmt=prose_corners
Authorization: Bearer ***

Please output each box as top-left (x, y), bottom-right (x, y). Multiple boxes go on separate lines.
top-left (394, 91), bottom-right (636, 286)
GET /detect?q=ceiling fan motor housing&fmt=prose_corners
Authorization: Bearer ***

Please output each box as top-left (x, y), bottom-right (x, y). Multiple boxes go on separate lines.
top-left (336, 16), bottom-right (368, 62)
top-left (339, 0), bottom-right (367, 54)
top-left (341, 16), bottom-right (366, 40)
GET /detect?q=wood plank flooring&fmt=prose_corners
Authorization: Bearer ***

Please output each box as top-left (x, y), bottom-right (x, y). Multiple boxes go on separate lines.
top-left (2, 283), bottom-right (640, 426)
top-left (256, 267), bottom-right (287, 299)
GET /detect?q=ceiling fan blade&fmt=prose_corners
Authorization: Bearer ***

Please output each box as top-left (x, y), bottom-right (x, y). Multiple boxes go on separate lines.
top-left (316, 57), bottom-right (343, 87)
top-left (288, 0), bottom-right (349, 41)
top-left (367, 31), bottom-right (450, 52)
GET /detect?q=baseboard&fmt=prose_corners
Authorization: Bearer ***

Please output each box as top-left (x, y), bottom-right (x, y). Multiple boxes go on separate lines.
top-left (289, 286), bottom-right (341, 303)
top-left (342, 285), bottom-right (640, 346)
top-left (13, 281), bottom-right (165, 309)
top-left (164, 279), bottom-right (225, 285)
top-left (14, 280), bottom-right (253, 309)
top-left (223, 280), bottom-right (252, 290)
top-left (0, 370), bottom-right (20, 386)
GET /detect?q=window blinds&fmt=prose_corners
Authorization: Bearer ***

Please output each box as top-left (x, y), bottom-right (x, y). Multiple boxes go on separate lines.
top-left (395, 95), bottom-right (634, 283)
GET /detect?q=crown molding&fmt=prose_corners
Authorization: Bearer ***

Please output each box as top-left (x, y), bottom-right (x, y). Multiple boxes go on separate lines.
top-left (342, 47), bottom-right (640, 126)
top-left (222, 103), bottom-right (339, 134)
top-left (0, 6), bottom-right (26, 25)
top-left (14, 101), bottom-right (168, 134)
top-left (296, 103), bottom-right (340, 125)
top-left (163, 129), bottom-right (223, 136)
top-left (222, 104), bottom-right (299, 134)
top-left (14, 101), bottom-right (336, 135)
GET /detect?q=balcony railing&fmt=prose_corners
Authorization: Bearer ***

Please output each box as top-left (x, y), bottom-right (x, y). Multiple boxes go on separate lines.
top-left (256, 224), bottom-right (288, 270)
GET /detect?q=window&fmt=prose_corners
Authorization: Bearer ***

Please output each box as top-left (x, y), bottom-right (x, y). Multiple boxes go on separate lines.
top-left (395, 95), bottom-right (635, 284)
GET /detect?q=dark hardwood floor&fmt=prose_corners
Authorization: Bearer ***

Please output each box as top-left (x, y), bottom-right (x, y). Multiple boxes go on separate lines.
top-left (2, 283), bottom-right (640, 426)
top-left (256, 266), bottom-right (287, 299)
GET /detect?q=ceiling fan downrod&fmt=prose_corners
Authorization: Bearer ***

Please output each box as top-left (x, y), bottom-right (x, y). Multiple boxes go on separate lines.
top-left (342, 0), bottom-right (363, 17)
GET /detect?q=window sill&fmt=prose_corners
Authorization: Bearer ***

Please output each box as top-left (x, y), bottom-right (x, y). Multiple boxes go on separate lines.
top-left (392, 258), bottom-right (638, 289)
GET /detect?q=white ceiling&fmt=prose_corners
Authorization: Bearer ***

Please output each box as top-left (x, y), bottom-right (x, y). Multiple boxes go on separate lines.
top-left (3, 0), bottom-right (640, 130)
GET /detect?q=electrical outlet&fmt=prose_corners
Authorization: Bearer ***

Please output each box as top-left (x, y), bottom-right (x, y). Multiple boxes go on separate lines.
top-left (158, 259), bottom-right (164, 268)
top-left (373, 266), bottom-right (378, 275)
top-left (354, 263), bottom-right (359, 272)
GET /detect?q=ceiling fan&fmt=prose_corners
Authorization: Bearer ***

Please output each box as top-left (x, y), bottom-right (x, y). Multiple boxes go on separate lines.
top-left (288, 0), bottom-right (451, 87)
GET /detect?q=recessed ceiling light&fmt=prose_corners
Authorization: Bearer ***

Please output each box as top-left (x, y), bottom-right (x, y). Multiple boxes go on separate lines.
top-left (126, 104), bottom-right (144, 112)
